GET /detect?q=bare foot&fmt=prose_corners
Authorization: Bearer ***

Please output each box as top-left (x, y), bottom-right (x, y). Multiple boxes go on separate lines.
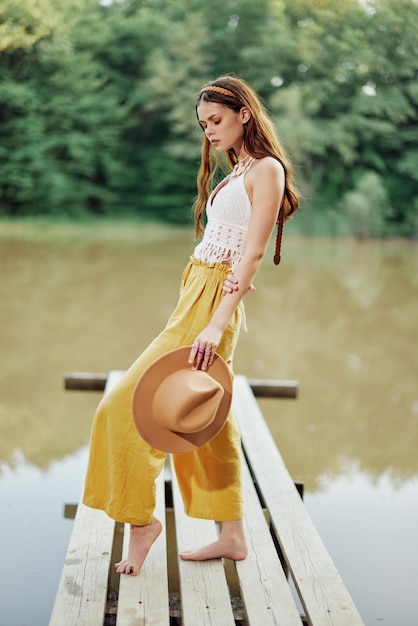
top-left (179, 519), bottom-right (248, 562)
top-left (115, 517), bottom-right (162, 575)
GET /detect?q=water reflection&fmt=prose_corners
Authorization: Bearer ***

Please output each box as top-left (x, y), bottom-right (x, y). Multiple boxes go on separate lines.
top-left (0, 447), bottom-right (89, 626)
top-left (0, 223), bottom-right (187, 470)
top-left (306, 467), bottom-right (418, 625)
top-left (238, 237), bottom-right (418, 486)
top-left (1, 223), bottom-right (418, 625)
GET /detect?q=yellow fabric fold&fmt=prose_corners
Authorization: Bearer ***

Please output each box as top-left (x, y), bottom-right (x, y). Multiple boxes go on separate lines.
top-left (83, 258), bottom-right (244, 525)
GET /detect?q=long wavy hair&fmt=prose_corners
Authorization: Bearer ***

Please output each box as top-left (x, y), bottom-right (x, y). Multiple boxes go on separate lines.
top-left (193, 75), bottom-right (300, 239)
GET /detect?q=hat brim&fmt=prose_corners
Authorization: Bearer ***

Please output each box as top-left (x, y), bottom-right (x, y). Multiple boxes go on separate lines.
top-left (131, 346), bottom-right (233, 453)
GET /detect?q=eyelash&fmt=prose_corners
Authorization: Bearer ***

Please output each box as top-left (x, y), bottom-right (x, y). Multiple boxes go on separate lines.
top-left (201, 119), bottom-right (221, 131)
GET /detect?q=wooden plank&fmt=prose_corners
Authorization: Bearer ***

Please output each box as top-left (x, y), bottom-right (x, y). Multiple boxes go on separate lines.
top-left (233, 375), bottom-right (365, 626)
top-left (64, 371), bottom-right (298, 399)
top-left (249, 378), bottom-right (298, 399)
top-left (169, 456), bottom-right (236, 626)
top-left (57, 368), bottom-right (362, 625)
top-left (64, 371), bottom-right (108, 391)
top-left (50, 370), bottom-right (124, 626)
top-left (236, 451), bottom-right (302, 626)
top-left (49, 505), bottom-right (115, 626)
top-left (116, 470), bottom-right (170, 626)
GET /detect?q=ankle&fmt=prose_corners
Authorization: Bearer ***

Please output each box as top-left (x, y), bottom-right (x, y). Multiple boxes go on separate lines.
top-left (220, 519), bottom-right (245, 538)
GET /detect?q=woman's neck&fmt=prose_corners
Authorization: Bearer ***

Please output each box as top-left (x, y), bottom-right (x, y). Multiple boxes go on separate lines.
top-left (236, 148), bottom-right (249, 162)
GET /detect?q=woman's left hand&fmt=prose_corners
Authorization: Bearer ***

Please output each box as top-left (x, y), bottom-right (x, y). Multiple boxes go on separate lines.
top-left (189, 326), bottom-right (222, 371)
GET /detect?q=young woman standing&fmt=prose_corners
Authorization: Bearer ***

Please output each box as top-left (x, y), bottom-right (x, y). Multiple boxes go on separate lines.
top-left (83, 75), bottom-right (299, 575)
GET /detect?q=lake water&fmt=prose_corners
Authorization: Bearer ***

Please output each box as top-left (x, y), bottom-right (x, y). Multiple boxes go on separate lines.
top-left (1, 222), bottom-right (417, 626)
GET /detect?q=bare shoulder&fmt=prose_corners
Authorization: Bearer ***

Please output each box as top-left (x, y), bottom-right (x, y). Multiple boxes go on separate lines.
top-left (253, 156), bottom-right (284, 174)
top-left (246, 156), bottom-right (285, 195)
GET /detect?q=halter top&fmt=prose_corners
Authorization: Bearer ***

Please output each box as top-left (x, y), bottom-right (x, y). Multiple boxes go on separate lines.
top-left (193, 168), bottom-right (253, 271)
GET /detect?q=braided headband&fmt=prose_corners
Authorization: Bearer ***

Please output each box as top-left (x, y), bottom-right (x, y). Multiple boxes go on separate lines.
top-left (199, 86), bottom-right (237, 99)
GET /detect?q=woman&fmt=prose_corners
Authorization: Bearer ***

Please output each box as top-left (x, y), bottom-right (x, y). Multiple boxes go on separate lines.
top-left (83, 75), bottom-right (299, 575)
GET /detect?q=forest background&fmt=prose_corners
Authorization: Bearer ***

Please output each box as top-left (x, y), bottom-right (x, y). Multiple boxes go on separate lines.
top-left (1, 0), bottom-right (417, 238)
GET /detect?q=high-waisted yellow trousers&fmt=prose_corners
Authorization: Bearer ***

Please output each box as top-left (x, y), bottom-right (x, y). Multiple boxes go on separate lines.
top-left (83, 258), bottom-right (244, 525)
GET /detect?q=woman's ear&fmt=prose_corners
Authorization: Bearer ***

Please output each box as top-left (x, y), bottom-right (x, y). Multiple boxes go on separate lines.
top-left (240, 107), bottom-right (251, 124)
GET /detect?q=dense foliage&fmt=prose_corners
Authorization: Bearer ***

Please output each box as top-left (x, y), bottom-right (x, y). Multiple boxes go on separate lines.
top-left (1, 0), bottom-right (417, 236)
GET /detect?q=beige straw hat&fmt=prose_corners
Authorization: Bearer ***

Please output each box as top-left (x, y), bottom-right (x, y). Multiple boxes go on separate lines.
top-left (131, 346), bottom-right (233, 453)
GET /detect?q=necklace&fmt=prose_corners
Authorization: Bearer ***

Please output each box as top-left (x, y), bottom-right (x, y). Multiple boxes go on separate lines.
top-left (230, 155), bottom-right (254, 177)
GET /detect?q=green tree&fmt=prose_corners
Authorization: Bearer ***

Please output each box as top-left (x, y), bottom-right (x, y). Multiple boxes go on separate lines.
top-left (0, 0), bottom-right (125, 216)
top-left (114, 7), bottom-right (210, 221)
top-left (0, 0), bottom-right (417, 235)
top-left (271, 0), bottom-right (418, 235)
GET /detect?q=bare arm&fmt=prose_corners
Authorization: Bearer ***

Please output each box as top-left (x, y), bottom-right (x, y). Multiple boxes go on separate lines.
top-left (190, 157), bottom-right (285, 370)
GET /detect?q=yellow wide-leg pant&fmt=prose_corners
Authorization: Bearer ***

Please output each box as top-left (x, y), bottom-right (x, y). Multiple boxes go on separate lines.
top-left (83, 258), bottom-right (244, 525)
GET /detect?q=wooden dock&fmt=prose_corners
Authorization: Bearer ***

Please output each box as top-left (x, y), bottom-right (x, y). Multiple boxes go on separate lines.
top-left (50, 371), bottom-right (364, 626)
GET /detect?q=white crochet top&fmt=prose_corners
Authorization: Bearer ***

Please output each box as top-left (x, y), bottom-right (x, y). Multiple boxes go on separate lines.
top-left (193, 169), bottom-right (252, 271)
